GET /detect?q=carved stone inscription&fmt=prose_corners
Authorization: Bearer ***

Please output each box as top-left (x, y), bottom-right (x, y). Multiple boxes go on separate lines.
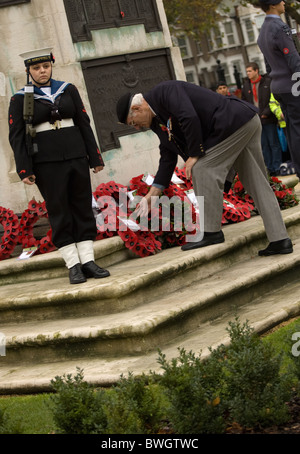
top-left (81, 49), bottom-right (175, 151)
top-left (63, 0), bottom-right (162, 42)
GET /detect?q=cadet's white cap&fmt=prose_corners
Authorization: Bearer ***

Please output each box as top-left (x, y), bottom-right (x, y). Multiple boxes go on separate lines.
top-left (19, 48), bottom-right (55, 66)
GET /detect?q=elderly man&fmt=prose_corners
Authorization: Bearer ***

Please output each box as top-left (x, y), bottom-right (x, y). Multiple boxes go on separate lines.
top-left (116, 80), bottom-right (292, 255)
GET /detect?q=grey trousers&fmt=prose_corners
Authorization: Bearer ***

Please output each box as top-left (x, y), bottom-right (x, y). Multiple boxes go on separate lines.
top-left (192, 114), bottom-right (288, 242)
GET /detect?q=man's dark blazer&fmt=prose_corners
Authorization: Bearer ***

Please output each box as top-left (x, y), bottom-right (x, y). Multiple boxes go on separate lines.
top-left (144, 80), bottom-right (257, 188)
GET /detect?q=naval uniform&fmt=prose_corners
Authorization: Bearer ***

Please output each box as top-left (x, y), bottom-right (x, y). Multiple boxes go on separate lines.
top-left (143, 80), bottom-right (288, 241)
top-left (9, 79), bottom-right (104, 249)
top-left (257, 15), bottom-right (300, 177)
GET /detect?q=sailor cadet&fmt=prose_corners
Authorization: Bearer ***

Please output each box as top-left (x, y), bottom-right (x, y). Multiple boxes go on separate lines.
top-left (9, 48), bottom-right (110, 284)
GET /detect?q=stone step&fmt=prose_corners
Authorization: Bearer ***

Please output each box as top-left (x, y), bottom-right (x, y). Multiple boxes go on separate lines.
top-left (1, 205), bottom-right (300, 324)
top-left (1, 276), bottom-right (299, 394)
top-left (1, 202), bottom-right (300, 393)
top-left (2, 237), bottom-right (300, 366)
top-left (0, 235), bottom-right (131, 286)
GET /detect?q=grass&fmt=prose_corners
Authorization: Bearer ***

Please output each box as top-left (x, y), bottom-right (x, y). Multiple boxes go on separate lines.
top-left (0, 393), bottom-right (55, 434)
top-left (0, 316), bottom-right (299, 434)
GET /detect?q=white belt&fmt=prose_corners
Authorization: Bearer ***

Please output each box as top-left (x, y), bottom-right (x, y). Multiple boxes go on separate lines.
top-left (35, 118), bottom-right (74, 133)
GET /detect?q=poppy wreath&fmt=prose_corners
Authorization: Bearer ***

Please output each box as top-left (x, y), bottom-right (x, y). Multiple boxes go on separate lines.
top-left (269, 176), bottom-right (299, 210)
top-left (222, 190), bottom-right (254, 224)
top-left (232, 174), bottom-right (299, 212)
top-left (93, 182), bottom-right (163, 257)
top-left (1, 169), bottom-right (296, 261)
top-left (0, 206), bottom-right (19, 260)
top-left (174, 167), bottom-right (193, 190)
top-left (18, 199), bottom-right (56, 254)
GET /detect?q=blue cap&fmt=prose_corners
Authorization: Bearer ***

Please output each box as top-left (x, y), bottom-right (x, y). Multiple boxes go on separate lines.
top-left (259, 0), bottom-right (282, 4)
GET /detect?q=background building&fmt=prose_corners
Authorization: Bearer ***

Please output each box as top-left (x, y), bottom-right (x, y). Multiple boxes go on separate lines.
top-left (174, 2), bottom-right (299, 91)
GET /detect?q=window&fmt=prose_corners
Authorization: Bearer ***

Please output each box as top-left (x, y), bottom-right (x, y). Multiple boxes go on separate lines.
top-left (186, 72), bottom-right (196, 84)
top-left (205, 33), bottom-right (214, 52)
top-left (224, 22), bottom-right (235, 46)
top-left (177, 36), bottom-right (189, 58)
top-left (244, 18), bottom-right (255, 43)
top-left (196, 41), bottom-right (202, 55)
top-left (213, 27), bottom-right (223, 48)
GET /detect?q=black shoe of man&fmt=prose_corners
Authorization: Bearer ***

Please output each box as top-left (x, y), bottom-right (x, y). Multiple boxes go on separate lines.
top-left (69, 263), bottom-right (87, 284)
top-left (181, 231), bottom-right (225, 251)
top-left (81, 261), bottom-right (110, 278)
top-left (258, 238), bottom-right (293, 256)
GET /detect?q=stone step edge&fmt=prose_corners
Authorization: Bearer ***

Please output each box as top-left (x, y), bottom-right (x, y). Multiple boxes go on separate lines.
top-left (1, 209), bottom-right (299, 312)
top-left (4, 246), bottom-right (300, 349)
top-left (0, 227), bottom-right (281, 310)
top-left (0, 301), bottom-right (299, 395)
top-left (0, 235), bottom-right (126, 277)
top-left (1, 199), bottom-right (300, 278)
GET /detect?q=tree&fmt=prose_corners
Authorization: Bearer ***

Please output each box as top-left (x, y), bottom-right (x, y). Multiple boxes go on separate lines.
top-left (163, 0), bottom-right (300, 38)
top-left (163, 0), bottom-right (224, 38)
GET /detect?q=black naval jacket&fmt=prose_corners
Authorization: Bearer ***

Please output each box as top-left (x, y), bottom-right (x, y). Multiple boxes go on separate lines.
top-left (9, 80), bottom-right (104, 180)
top-left (144, 81), bottom-right (257, 189)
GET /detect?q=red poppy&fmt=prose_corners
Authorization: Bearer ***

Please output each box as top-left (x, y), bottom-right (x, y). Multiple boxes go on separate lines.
top-left (0, 206), bottom-right (19, 260)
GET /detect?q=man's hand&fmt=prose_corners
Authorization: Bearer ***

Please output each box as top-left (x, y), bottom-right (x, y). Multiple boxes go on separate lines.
top-left (132, 186), bottom-right (162, 218)
top-left (93, 166), bottom-right (104, 173)
top-left (134, 196), bottom-right (151, 217)
top-left (23, 175), bottom-right (36, 185)
top-left (185, 156), bottom-right (199, 180)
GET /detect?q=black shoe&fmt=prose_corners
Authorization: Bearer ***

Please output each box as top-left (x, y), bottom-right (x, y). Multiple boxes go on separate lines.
top-left (69, 263), bottom-right (87, 284)
top-left (258, 238), bottom-right (293, 256)
top-left (81, 261), bottom-right (110, 278)
top-left (181, 231), bottom-right (225, 251)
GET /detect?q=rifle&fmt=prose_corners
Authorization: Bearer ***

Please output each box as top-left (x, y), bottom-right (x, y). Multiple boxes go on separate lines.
top-left (23, 76), bottom-right (38, 156)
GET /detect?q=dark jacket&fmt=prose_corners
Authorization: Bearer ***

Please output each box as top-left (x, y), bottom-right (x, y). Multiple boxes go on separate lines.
top-left (257, 15), bottom-right (300, 95)
top-left (144, 80), bottom-right (257, 188)
top-left (9, 80), bottom-right (104, 180)
top-left (241, 74), bottom-right (277, 125)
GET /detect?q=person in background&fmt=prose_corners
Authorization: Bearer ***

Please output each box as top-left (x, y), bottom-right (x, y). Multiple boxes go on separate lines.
top-left (269, 93), bottom-right (291, 162)
top-left (257, 0), bottom-right (300, 178)
top-left (242, 62), bottom-right (282, 176)
top-left (9, 48), bottom-right (110, 284)
top-left (216, 81), bottom-right (231, 96)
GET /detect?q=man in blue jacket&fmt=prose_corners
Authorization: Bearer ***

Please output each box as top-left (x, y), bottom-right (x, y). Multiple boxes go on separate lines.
top-left (257, 0), bottom-right (300, 177)
top-left (116, 80), bottom-right (292, 255)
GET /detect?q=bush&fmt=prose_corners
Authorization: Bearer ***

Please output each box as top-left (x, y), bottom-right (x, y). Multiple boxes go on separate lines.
top-left (49, 318), bottom-right (297, 434)
top-left (50, 368), bottom-right (165, 434)
top-left (106, 372), bottom-right (165, 434)
top-left (220, 317), bottom-right (291, 427)
top-left (156, 348), bottom-right (226, 434)
top-left (50, 367), bottom-right (108, 434)
top-left (156, 317), bottom-right (292, 433)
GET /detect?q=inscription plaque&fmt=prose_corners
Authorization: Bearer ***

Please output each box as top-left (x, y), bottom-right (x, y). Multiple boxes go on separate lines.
top-left (81, 49), bottom-right (176, 151)
top-left (63, 0), bottom-right (162, 42)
